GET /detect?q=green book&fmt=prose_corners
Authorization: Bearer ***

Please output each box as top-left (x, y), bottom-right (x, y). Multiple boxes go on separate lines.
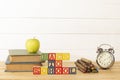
top-left (8, 49), bottom-right (44, 62)
top-left (9, 49), bottom-right (41, 56)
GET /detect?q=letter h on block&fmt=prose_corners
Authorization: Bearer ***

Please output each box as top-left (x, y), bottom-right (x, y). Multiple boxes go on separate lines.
top-left (48, 68), bottom-right (55, 75)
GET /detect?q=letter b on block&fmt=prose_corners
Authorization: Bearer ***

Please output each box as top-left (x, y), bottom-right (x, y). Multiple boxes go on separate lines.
top-left (41, 53), bottom-right (48, 61)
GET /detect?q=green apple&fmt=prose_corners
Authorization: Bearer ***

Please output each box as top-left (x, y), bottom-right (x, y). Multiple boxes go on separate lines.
top-left (26, 38), bottom-right (40, 53)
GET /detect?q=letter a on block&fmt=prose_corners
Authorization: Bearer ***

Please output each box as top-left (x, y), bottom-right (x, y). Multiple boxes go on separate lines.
top-left (48, 53), bottom-right (56, 60)
top-left (62, 53), bottom-right (70, 60)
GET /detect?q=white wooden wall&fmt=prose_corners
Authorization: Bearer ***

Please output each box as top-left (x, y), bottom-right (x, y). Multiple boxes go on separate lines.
top-left (0, 0), bottom-right (120, 61)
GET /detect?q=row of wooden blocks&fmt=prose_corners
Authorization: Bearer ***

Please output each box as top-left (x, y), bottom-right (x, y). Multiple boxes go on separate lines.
top-left (48, 60), bottom-right (62, 68)
top-left (41, 53), bottom-right (70, 61)
top-left (33, 66), bottom-right (76, 75)
top-left (34, 53), bottom-right (77, 75)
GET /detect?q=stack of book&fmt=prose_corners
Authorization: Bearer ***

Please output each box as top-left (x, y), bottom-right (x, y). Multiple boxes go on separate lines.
top-left (5, 49), bottom-right (45, 72)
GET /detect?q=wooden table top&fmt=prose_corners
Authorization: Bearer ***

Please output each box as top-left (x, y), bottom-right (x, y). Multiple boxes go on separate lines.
top-left (0, 61), bottom-right (120, 80)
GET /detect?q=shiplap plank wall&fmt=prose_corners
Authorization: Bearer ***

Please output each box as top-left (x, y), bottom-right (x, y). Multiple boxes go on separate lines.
top-left (0, 0), bottom-right (120, 61)
top-left (0, 0), bottom-right (120, 18)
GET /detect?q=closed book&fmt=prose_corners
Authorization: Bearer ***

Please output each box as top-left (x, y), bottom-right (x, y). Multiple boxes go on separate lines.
top-left (9, 49), bottom-right (44, 62)
top-left (9, 49), bottom-right (41, 56)
top-left (5, 56), bottom-right (42, 72)
top-left (10, 55), bottom-right (42, 62)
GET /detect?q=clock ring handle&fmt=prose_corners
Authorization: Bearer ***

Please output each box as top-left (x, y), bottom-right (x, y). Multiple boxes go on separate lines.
top-left (98, 44), bottom-right (114, 54)
top-left (98, 44), bottom-right (113, 48)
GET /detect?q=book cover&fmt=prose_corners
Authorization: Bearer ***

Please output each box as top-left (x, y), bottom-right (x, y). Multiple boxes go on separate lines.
top-left (9, 49), bottom-right (41, 56)
top-left (5, 56), bottom-right (43, 72)
top-left (9, 55), bottom-right (43, 62)
top-left (8, 49), bottom-right (44, 62)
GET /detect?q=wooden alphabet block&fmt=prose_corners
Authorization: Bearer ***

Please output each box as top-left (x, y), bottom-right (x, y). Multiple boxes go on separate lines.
top-left (48, 53), bottom-right (56, 60)
top-left (48, 60), bottom-right (55, 68)
top-left (69, 67), bottom-right (77, 74)
top-left (41, 67), bottom-right (48, 75)
top-left (48, 68), bottom-right (55, 74)
top-left (33, 66), bottom-right (41, 75)
top-left (55, 67), bottom-right (62, 74)
top-left (56, 53), bottom-right (63, 60)
top-left (41, 53), bottom-right (48, 61)
top-left (55, 60), bottom-right (62, 68)
top-left (62, 53), bottom-right (70, 60)
top-left (62, 67), bottom-right (69, 74)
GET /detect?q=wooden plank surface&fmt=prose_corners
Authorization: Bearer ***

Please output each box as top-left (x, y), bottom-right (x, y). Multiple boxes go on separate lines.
top-left (0, 61), bottom-right (120, 80)
top-left (0, 0), bottom-right (120, 18)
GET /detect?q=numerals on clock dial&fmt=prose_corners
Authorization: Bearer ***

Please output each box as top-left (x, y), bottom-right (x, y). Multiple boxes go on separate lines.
top-left (97, 52), bottom-right (113, 68)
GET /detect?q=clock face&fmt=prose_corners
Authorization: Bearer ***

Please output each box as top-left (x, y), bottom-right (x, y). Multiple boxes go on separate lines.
top-left (97, 51), bottom-right (114, 69)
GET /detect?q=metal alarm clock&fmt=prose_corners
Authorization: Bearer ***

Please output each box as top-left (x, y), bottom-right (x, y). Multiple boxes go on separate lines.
top-left (96, 44), bottom-right (115, 69)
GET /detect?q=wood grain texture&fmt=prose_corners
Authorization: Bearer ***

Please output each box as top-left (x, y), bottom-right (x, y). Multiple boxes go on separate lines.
top-left (0, 61), bottom-right (120, 80)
